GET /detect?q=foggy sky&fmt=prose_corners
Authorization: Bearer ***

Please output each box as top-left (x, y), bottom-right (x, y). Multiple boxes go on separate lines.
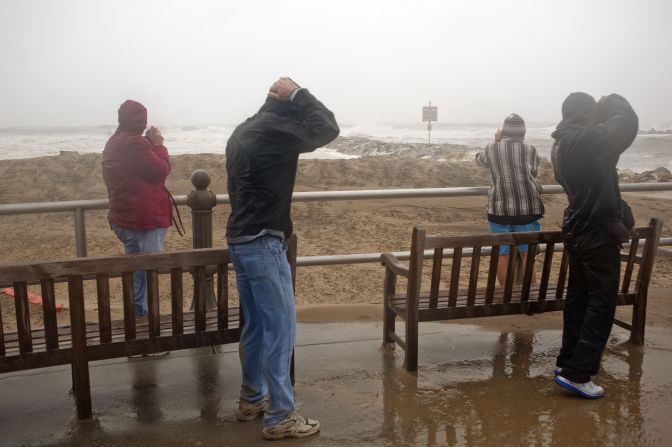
top-left (1, 0), bottom-right (670, 127)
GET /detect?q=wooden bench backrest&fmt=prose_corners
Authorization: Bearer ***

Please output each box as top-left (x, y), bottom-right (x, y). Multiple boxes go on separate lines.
top-left (406, 218), bottom-right (663, 309)
top-left (0, 248), bottom-right (228, 356)
top-left (0, 234), bottom-right (298, 359)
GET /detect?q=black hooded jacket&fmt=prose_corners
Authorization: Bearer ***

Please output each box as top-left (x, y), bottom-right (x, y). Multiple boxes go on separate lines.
top-left (225, 89), bottom-right (339, 241)
top-left (551, 94), bottom-right (638, 250)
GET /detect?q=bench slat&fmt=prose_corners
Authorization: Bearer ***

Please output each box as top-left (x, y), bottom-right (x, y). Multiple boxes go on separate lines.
top-left (40, 279), bottom-right (59, 350)
top-left (147, 270), bottom-right (160, 338)
top-left (96, 274), bottom-right (112, 343)
top-left (485, 246), bottom-right (499, 304)
top-left (13, 282), bottom-right (33, 353)
top-left (521, 243), bottom-right (538, 304)
top-left (0, 248), bottom-right (231, 285)
top-left (466, 246), bottom-right (481, 306)
top-left (217, 263), bottom-right (229, 332)
top-left (171, 268), bottom-right (184, 335)
top-left (538, 242), bottom-right (555, 304)
top-left (122, 272), bottom-right (136, 340)
top-left (448, 247), bottom-right (462, 307)
top-left (555, 249), bottom-right (569, 300)
top-left (502, 246), bottom-right (518, 304)
top-left (622, 238), bottom-right (639, 294)
top-left (194, 266), bottom-right (207, 333)
top-left (429, 249), bottom-right (443, 308)
top-left (2, 309), bottom-right (243, 355)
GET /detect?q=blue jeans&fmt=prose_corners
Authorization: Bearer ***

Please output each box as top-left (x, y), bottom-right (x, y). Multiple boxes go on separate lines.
top-left (111, 224), bottom-right (167, 317)
top-left (228, 235), bottom-right (296, 427)
top-left (487, 220), bottom-right (541, 254)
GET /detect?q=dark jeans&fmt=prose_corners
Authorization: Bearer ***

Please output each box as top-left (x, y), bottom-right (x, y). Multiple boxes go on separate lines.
top-left (557, 242), bottom-right (620, 383)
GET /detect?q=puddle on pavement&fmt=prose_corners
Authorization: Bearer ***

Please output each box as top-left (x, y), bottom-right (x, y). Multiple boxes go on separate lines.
top-left (3, 323), bottom-right (671, 446)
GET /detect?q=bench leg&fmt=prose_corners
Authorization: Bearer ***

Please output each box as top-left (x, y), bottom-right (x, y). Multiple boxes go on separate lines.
top-left (630, 292), bottom-right (646, 345)
top-left (71, 360), bottom-right (92, 419)
top-left (382, 269), bottom-right (397, 347)
top-left (404, 318), bottom-right (418, 371)
top-left (383, 300), bottom-right (396, 346)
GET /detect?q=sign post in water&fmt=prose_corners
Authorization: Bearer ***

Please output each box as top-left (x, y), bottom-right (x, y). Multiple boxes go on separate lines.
top-left (422, 102), bottom-right (438, 144)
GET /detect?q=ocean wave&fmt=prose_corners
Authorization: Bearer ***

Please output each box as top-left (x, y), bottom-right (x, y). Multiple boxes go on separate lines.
top-left (0, 124), bottom-right (669, 172)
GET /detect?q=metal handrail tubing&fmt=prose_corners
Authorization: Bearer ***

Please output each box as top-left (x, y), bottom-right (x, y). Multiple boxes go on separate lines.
top-left (297, 238), bottom-right (672, 267)
top-left (3, 238), bottom-right (670, 288)
top-left (1, 182), bottom-right (671, 215)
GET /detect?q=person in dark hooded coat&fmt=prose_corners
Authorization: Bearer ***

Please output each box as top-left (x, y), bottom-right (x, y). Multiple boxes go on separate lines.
top-left (102, 100), bottom-right (172, 318)
top-left (225, 77), bottom-right (339, 440)
top-left (551, 92), bottom-right (638, 399)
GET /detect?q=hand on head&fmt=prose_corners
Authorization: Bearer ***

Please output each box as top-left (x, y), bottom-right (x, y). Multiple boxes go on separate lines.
top-left (268, 77), bottom-right (299, 101)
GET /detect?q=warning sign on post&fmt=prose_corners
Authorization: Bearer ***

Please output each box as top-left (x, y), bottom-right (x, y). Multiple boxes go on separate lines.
top-left (422, 106), bottom-right (437, 122)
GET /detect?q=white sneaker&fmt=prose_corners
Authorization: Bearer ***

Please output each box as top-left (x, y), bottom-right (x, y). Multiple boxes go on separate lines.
top-left (555, 375), bottom-right (605, 399)
top-left (262, 411), bottom-right (320, 440)
top-left (236, 396), bottom-right (269, 422)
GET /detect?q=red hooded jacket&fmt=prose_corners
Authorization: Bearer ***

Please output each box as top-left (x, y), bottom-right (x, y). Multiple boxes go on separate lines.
top-left (102, 100), bottom-right (172, 230)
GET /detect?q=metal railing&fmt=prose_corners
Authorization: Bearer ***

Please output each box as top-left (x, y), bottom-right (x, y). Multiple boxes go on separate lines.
top-left (1, 181), bottom-right (671, 262)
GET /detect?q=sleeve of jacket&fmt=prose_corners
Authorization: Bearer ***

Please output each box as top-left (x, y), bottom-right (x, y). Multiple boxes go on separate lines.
top-left (530, 145), bottom-right (540, 178)
top-left (589, 94), bottom-right (639, 156)
top-left (125, 136), bottom-right (172, 183)
top-left (289, 89), bottom-right (340, 153)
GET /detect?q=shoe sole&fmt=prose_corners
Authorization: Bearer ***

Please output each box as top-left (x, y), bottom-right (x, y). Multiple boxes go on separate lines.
top-left (262, 424), bottom-right (320, 440)
top-left (554, 376), bottom-right (604, 399)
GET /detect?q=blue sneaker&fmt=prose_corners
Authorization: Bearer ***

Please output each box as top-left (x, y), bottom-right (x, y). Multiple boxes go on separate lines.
top-left (555, 375), bottom-right (604, 399)
top-left (553, 365), bottom-right (562, 376)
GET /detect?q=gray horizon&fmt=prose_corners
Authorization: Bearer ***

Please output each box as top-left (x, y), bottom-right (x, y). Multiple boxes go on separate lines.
top-left (1, 0), bottom-right (670, 128)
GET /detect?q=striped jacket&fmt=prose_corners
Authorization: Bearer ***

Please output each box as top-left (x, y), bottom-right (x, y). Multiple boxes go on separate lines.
top-left (475, 139), bottom-right (544, 217)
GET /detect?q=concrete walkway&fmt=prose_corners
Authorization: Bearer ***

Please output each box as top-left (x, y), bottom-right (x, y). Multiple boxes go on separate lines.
top-left (1, 320), bottom-right (671, 446)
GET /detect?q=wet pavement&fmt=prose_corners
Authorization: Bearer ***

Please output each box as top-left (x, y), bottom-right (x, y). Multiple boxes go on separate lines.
top-left (1, 321), bottom-right (672, 446)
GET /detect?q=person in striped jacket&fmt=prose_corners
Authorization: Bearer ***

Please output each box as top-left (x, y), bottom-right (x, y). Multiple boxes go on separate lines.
top-left (475, 113), bottom-right (545, 285)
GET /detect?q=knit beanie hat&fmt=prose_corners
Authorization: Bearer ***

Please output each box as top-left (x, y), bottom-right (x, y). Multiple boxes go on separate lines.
top-left (501, 113), bottom-right (526, 140)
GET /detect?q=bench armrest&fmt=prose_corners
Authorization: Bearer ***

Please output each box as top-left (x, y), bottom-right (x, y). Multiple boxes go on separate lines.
top-left (380, 253), bottom-right (409, 277)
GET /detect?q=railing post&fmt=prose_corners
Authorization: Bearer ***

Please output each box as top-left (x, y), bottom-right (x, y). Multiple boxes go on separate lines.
top-left (74, 208), bottom-right (87, 258)
top-left (187, 169), bottom-right (218, 310)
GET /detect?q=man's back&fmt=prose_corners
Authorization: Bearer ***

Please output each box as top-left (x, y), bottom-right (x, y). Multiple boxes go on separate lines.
top-left (551, 94), bottom-right (638, 248)
top-left (226, 89), bottom-right (339, 242)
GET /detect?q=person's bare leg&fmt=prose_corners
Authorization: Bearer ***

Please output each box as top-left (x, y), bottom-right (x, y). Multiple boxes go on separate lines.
top-left (497, 254), bottom-right (509, 286)
top-left (520, 253), bottom-right (537, 285)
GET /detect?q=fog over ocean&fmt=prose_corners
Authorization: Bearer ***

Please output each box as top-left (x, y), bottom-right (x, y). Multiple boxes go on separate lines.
top-left (0, 123), bottom-right (669, 172)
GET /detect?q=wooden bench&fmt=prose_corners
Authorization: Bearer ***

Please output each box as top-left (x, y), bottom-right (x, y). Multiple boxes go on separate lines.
top-left (0, 235), bottom-right (297, 419)
top-left (381, 219), bottom-right (663, 371)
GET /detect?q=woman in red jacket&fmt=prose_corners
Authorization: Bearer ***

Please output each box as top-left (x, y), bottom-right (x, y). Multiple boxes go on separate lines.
top-left (102, 100), bottom-right (171, 318)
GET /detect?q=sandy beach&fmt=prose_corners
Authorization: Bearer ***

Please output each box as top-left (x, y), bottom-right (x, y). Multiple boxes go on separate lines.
top-left (1, 151), bottom-right (671, 330)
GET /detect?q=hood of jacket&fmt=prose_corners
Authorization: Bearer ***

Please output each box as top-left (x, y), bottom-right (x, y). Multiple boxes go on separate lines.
top-left (117, 100), bottom-right (147, 134)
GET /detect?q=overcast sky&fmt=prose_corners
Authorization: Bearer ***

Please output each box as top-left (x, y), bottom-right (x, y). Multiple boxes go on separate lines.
top-left (1, 0), bottom-right (670, 127)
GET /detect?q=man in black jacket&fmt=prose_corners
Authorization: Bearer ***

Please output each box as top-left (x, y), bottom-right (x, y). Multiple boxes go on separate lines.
top-left (226, 77), bottom-right (339, 440)
top-left (551, 92), bottom-right (638, 399)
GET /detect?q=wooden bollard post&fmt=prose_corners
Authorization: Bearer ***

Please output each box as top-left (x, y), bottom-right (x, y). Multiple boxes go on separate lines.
top-left (187, 169), bottom-right (218, 310)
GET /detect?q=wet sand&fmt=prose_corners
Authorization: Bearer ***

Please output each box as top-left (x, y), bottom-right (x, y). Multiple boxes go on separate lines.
top-left (1, 153), bottom-right (672, 446)
top-left (1, 153), bottom-right (671, 329)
